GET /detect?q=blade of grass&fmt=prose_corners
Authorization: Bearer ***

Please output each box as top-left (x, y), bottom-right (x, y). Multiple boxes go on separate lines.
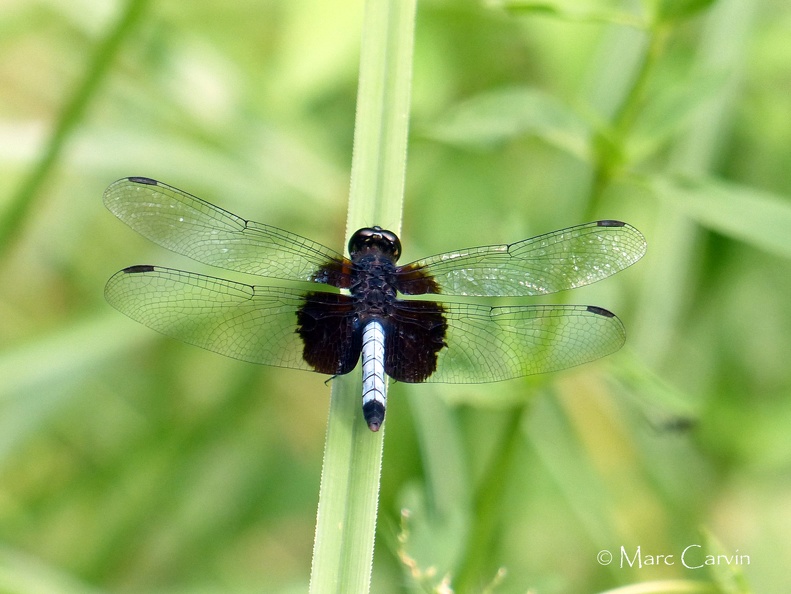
top-left (651, 175), bottom-right (791, 259)
top-left (453, 408), bottom-right (524, 590)
top-left (309, 1), bottom-right (416, 592)
top-left (0, 0), bottom-right (150, 255)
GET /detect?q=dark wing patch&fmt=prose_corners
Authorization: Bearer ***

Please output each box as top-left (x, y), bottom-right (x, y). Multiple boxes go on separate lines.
top-left (395, 220), bottom-right (646, 297)
top-left (384, 300), bottom-right (447, 383)
top-left (423, 302), bottom-right (626, 383)
top-left (103, 177), bottom-right (350, 285)
top-left (104, 266), bottom-right (354, 374)
top-left (297, 292), bottom-right (360, 375)
top-left (390, 265), bottom-right (442, 295)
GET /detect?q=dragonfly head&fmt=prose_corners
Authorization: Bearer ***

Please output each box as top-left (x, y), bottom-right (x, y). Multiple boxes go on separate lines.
top-left (348, 226), bottom-right (402, 262)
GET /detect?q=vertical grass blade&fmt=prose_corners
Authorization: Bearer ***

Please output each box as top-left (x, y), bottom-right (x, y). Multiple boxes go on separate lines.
top-left (309, 1), bottom-right (416, 592)
top-left (0, 0), bottom-right (150, 254)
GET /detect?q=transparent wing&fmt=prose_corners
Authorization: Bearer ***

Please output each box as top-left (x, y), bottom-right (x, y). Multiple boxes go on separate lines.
top-left (397, 220), bottom-right (646, 297)
top-left (426, 301), bottom-right (626, 383)
top-left (105, 267), bottom-right (625, 384)
top-left (103, 177), bottom-right (347, 282)
top-left (104, 265), bottom-right (338, 371)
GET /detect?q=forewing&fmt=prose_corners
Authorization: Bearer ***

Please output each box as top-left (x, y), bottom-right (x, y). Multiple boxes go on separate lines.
top-left (104, 265), bottom-right (357, 373)
top-left (426, 302), bottom-right (626, 383)
top-left (396, 221), bottom-right (646, 296)
top-left (103, 177), bottom-right (349, 284)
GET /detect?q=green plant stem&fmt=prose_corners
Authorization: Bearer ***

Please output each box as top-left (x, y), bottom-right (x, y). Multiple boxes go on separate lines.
top-left (0, 0), bottom-right (150, 255)
top-left (453, 408), bottom-right (524, 592)
top-left (309, 1), bottom-right (416, 592)
top-left (587, 23), bottom-right (668, 219)
top-left (632, 0), bottom-right (755, 365)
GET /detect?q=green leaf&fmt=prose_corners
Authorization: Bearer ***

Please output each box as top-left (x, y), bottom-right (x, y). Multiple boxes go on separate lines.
top-left (656, 0), bottom-right (719, 23)
top-left (493, 0), bottom-right (645, 27)
top-left (424, 87), bottom-right (592, 161)
top-left (651, 175), bottom-right (791, 259)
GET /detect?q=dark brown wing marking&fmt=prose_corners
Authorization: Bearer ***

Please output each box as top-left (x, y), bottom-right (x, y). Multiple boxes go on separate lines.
top-left (297, 292), bottom-right (360, 375)
top-left (105, 266), bottom-right (348, 372)
top-left (391, 265), bottom-right (442, 295)
top-left (384, 300), bottom-right (447, 383)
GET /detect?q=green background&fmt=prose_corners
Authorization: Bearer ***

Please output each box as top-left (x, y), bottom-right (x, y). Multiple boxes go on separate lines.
top-left (1, 0), bottom-right (789, 592)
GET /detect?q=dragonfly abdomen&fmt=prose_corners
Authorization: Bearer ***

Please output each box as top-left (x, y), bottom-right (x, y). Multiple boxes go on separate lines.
top-left (361, 320), bottom-right (387, 431)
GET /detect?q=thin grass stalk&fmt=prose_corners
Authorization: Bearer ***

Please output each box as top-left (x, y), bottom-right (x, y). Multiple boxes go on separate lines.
top-left (632, 0), bottom-right (755, 364)
top-left (0, 0), bottom-right (150, 254)
top-left (309, 1), bottom-right (416, 592)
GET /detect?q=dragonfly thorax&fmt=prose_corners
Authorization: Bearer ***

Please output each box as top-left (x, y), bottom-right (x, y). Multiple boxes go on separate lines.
top-left (350, 252), bottom-right (398, 319)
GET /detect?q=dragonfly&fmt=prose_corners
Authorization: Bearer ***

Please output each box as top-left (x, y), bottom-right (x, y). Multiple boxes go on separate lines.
top-left (104, 177), bottom-right (646, 431)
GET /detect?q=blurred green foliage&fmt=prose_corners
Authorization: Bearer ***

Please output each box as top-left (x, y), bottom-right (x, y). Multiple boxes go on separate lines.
top-left (1, 0), bottom-right (790, 592)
